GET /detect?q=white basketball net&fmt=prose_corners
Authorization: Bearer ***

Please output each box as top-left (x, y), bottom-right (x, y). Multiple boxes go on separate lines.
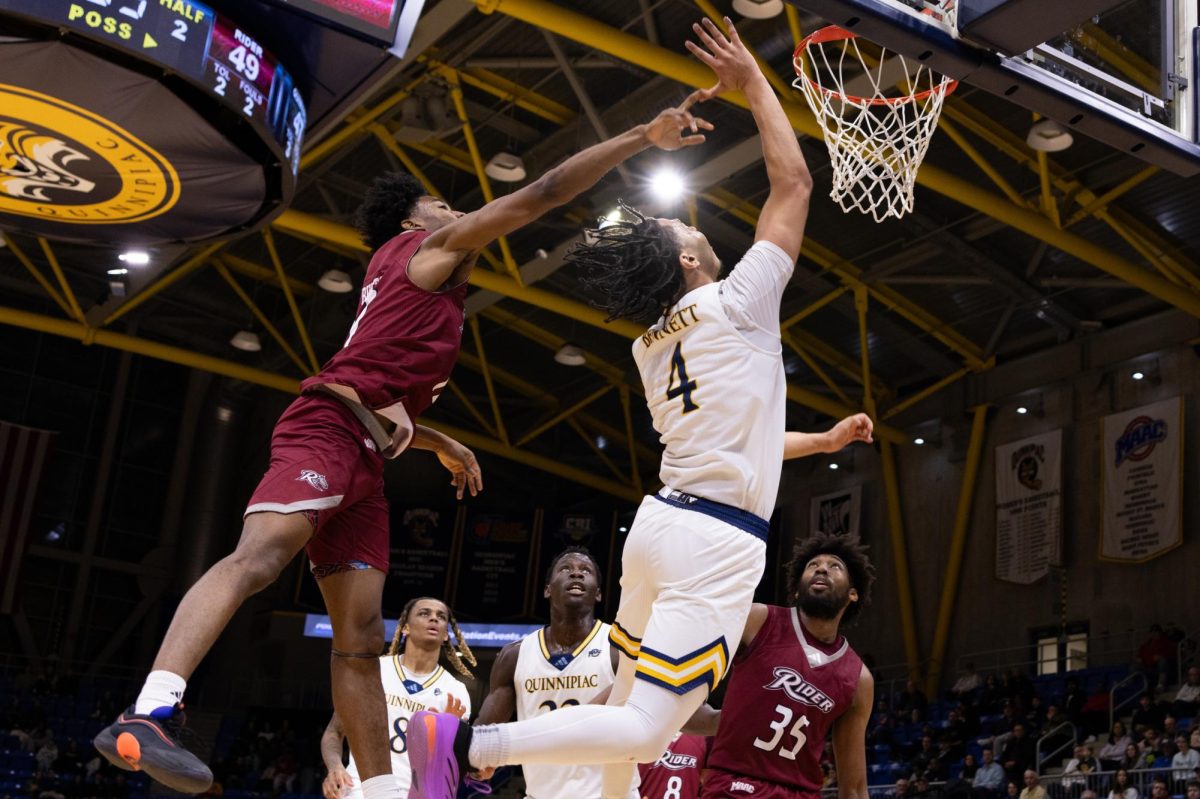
top-left (794, 28), bottom-right (957, 222)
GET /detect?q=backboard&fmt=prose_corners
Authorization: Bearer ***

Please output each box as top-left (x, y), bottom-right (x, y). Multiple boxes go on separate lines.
top-left (786, 0), bottom-right (1200, 175)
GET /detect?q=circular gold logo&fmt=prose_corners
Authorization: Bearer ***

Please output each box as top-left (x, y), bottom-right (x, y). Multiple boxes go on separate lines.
top-left (0, 84), bottom-right (179, 224)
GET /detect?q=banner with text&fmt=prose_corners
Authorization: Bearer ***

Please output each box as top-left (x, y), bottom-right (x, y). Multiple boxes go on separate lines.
top-left (383, 506), bottom-right (460, 615)
top-left (455, 509), bottom-right (536, 620)
top-left (995, 430), bottom-right (1063, 584)
top-left (809, 485), bottom-right (861, 537)
top-left (1101, 396), bottom-right (1184, 562)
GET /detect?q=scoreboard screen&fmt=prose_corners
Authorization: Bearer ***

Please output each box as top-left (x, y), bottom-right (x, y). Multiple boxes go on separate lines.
top-left (0, 0), bottom-right (307, 175)
top-left (275, 0), bottom-right (403, 42)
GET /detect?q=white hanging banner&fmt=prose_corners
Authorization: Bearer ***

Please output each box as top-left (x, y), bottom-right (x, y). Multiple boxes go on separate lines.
top-left (995, 429), bottom-right (1063, 584)
top-left (1101, 396), bottom-right (1184, 562)
top-left (810, 485), bottom-right (861, 537)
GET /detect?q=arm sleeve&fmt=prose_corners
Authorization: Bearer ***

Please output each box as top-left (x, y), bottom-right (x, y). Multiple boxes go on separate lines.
top-left (719, 239), bottom-right (795, 340)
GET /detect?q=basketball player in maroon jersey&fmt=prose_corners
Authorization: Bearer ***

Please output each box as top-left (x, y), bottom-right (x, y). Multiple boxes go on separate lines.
top-left (639, 733), bottom-right (709, 799)
top-left (94, 100), bottom-right (716, 797)
top-left (701, 531), bottom-right (875, 799)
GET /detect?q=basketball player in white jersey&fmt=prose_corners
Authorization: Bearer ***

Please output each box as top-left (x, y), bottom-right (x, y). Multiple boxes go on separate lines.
top-left (407, 18), bottom-right (873, 799)
top-left (321, 597), bottom-right (474, 799)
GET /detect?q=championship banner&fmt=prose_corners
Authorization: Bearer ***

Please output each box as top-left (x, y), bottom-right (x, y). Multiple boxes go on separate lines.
top-left (455, 509), bottom-right (537, 621)
top-left (383, 506), bottom-right (461, 616)
top-left (1101, 396), bottom-right (1184, 562)
top-left (809, 486), bottom-right (861, 537)
top-left (995, 430), bottom-right (1063, 584)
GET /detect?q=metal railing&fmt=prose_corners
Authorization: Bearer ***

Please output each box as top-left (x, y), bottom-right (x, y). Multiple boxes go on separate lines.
top-left (821, 765), bottom-right (1192, 799)
top-left (957, 630), bottom-right (1143, 679)
top-left (1110, 672), bottom-right (1148, 730)
top-left (1035, 721), bottom-right (1078, 771)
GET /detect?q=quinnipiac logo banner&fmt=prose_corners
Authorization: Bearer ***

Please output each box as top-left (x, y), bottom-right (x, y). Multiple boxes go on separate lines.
top-left (1100, 396), bottom-right (1183, 562)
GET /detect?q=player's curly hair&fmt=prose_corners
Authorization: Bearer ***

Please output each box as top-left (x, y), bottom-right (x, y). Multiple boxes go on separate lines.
top-left (388, 596), bottom-right (477, 680)
top-left (354, 171), bottom-right (427, 251)
top-left (544, 545), bottom-right (602, 586)
top-left (567, 201), bottom-right (684, 323)
top-left (785, 531), bottom-right (876, 627)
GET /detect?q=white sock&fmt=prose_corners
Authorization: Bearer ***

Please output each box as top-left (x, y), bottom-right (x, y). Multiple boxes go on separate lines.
top-left (134, 670), bottom-right (187, 716)
top-left (468, 726), bottom-right (510, 770)
top-left (361, 774), bottom-right (401, 799)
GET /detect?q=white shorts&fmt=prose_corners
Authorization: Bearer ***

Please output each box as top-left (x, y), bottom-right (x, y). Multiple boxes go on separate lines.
top-left (609, 490), bottom-right (767, 696)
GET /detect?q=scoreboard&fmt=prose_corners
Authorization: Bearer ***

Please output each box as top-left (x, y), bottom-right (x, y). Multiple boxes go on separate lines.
top-left (0, 0), bottom-right (307, 176)
top-left (277, 0), bottom-right (405, 43)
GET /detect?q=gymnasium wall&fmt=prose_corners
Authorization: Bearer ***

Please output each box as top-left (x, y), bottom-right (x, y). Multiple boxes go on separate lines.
top-left (777, 307), bottom-right (1200, 686)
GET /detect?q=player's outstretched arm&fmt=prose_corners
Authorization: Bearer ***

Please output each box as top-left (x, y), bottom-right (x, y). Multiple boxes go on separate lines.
top-left (783, 414), bottom-right (874, 460)
top-left (474, 641), bottom-right (520, 725)
top-left (410, 425), bottom-right (482, 500)
top-left (320, 713), bottom-right (353, 799)
top-left (686, 17), bottom-right (811, 262)
top-left (407, 103), bottom-right (713, 290)
top-left (832, 665), bottom-right (874, 799)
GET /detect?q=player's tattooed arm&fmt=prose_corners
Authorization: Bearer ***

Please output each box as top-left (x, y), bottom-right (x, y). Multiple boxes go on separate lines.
top-left (410, 425), bottom-right (482, 500)
top-left (832, 664), bottom-right (875, 799)
top-left (783, 414), bottom-right (874, 460)
top-left (320, 713), bottom-right (353, 799)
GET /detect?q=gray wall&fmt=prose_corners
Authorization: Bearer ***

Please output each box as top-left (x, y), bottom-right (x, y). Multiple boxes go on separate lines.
top-left (776, 308), bottom-right (1200, 687)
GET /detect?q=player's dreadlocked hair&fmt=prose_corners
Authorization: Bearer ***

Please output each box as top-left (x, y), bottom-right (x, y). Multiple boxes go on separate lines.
top-left (567, 201), bottom-right (685, 323)
top-left (354, 171), bottom-right (427, 251)
top-left (388, 596), bottom-right (478, 680)
top-left (785, 531), bottom-right (876, 627)
top-left (544, 545), bottom-right (602, 586)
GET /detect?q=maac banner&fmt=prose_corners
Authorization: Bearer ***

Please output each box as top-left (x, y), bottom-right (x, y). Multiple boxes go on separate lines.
top-left (1101, 396), bottom-right (1183, 562)
top-left (995, 430), bottom-right (1063, 584)
top-left (809, 486), bottom-right (861, 537)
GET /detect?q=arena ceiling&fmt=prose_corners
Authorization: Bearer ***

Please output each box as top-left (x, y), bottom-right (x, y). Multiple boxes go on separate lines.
top-left (3, 0), bottom-right (1200, 501)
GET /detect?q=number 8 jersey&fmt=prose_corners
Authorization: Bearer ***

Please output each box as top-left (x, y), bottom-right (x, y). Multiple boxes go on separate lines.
top-left (706, 605), bottom-right (863, 794)
top-left (631, 240), bottom-right (792, 520)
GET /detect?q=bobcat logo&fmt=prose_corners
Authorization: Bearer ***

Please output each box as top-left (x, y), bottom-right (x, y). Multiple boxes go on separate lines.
top-left (296, 470), bottom-right (330, 491)
top-left (0, 123), bottom-right (96, 201)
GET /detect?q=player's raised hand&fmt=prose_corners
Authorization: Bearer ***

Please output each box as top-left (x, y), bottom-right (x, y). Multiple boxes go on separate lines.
top-left (644, 99), bottom-right (714, 151)
top-left (445, 695), bottom-right (468, 719)
top-left (685, 17), bottom-right (762, 99)
top-left (824, 413), bottom-right (875, 452)
top-left (322, 766), bottom-right (354, 799)
top-left (436, 438), bottom-right (483, 499)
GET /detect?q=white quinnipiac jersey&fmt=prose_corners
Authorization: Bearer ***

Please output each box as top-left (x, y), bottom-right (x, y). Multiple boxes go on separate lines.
top-left (346, 655), bottom-right (471, 796)
top-left (515, 621), bottom-right (614, 799)
top-left (632, 241), bottom-right (792, 520)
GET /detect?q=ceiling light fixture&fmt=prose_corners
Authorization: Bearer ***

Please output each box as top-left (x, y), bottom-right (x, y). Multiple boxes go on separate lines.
top-left (485, 152), bottom-right (527, 182)
top-left (732, 0), bottom-right (784, 18)
top-left (650, 168), bottom-right (686, 202)
top-left (318, 269), bottom-right (354, 293)
top-left (554, 343), bottom-right (587, 366)
top-left (914, 437), bottom-right (926, 445)
top-left (230, 330), bottom-right (262, 352)
top-left (106, 268), bottom-right (129, 276)
top-left (828, 463), bottom-right (839, 470)
top-left (119, 250), bottom-right (150, 265)
top-left (1131, 371), bottom-right (1145, 381)
top-left (1016, 406), bottom-right (1029, 415)
top-left (1026, 119), bottom-right (1073, 152)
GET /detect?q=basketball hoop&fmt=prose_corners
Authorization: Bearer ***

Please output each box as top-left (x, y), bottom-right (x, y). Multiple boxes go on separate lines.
top-left (794, 24), bottom-right (957, 222)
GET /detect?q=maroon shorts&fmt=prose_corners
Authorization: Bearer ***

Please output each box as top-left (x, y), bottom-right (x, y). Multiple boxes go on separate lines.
top-left (700, 770), bottom-right (812, 799)
top-left (245, 394), bottom-right (389, 573)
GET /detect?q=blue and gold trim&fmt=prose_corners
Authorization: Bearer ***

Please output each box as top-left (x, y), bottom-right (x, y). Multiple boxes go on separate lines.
top-left (609, 621), bottom-right (642, 660)
top-left (634, 638), bottom-right (730, 695)
top-left (394, 657), bottom-right (445, 690)
top-left (538, 619), bottom-right (604, 669)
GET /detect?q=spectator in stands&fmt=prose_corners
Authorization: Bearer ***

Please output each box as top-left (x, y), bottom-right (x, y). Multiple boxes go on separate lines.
top-left (1040, 706), bottom-right (1075, 762)
top-left (1062, 680), bottom-right (1086, 727)
top-left (1121, 742), bottom-right (1147, 771)
top-left (961, 754), bottom-right (979, 781)
top-left (1140, 727), bottom-right (1164, 761)
top-left (35, 736), bottom-right (58, 777)
top-left (1133, 695), bottom-right (1166, 736)
top-left (913, 736), bottom-right (939, 775)
top-left (1148, 776), bottom-right (1169, 799)
top-left (1007, 782), bottom-right (1020, 799)
top-left (1079, 789), bottom-right (1098, 799)
top-left (1173, 735), bottom-right (1200, 791)
top-left (926, 758), bottom-right (949, 782)
top-left (975, 748), bottom-right (1007, 799)
top-left (1099, 722), bottom-right (1133, 770)
top-left (1190, 729), bottom-right (1200, 750)
top-left (953, 665), bottom-right (984, 702)
top-left (1174, 668), bottom-right (1200, 720)
top-left (1185, 780), bottom-right (1200, 799)
top-left (901, 679), bottom-right (930, 721)
top-left (1002, 724), bottom-right (1037, 782)
top-left (893, 777), bottom-right (915, 799)
top-left (1108, 769), bottom-right (1138, 799)
top-left (1059, 745), bottom-right (1100, 799)
top-left (913, 776), bottom-right (933, 799)
top-left (1020, 770), bottom-right (1047, 799)
top-left (1137, 626), bottom-right (1176, 690)
top-left (942, 709), bottom-right (969, 761)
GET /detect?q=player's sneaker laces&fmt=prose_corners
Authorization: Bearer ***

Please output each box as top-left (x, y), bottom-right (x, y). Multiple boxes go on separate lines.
top-left (407, 710), bottom-right (473, 799)
top-left (93, 704), bottom-right (213, 794)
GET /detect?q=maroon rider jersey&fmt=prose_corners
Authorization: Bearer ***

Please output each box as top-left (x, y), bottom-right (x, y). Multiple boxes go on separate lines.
top-left (707, 605), bottom-right (863, 794)
top-left (300, 230), bottom-right (467, 441)
top-left (639, 733), bottom-right (709, 799)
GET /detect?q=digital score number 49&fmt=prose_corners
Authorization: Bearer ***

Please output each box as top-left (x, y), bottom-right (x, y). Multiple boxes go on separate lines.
top-left (72, 0), bottom-right (196, 44)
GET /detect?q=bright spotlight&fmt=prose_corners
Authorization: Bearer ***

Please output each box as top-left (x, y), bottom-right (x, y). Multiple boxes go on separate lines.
top-left (1016, 406), bottom-right (1028, 415)
top-left (650, 169), bottom-right (686, 202)
top-left (1132, 371), bottom-right (1145, 381)
top-left (828, 463), bottom-right (839, 470)
top-left (913, 437), bottom-right (925, 446)
top-left (119, 250), bottom-right (150, 265)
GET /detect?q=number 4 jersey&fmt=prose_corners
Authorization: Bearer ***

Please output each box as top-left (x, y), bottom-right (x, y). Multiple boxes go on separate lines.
top-left (631, 240), bottom-right (792, 520)
top-left (345, 655), bottom-right (471, 798)
top-left (706, 605), bottom-right (863, 795)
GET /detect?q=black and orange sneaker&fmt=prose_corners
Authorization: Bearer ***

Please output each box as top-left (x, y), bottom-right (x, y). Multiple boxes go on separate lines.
top-left (94, 705), bottom-right (212, 794)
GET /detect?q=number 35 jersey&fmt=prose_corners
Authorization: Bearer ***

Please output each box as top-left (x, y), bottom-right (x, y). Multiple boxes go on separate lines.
top-left (631, 240), bottom-right (792, 521)
top-left (346, 655), bottom-right (471, 796)
top-left (515, 621), bottom-right (614, 799)
top-left (707, 605), bottom-right (863, 793)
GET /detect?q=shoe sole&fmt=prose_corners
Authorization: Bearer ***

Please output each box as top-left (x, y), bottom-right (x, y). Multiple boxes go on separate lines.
top-left (93, 725), bottom-right (213, 794)
top-left (93, 729), bottom-right (135, 772)
top-left (408, 712), bottom-right (460, 799)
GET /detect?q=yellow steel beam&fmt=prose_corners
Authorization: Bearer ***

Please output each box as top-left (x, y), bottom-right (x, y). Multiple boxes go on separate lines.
top-left (300, 78), bottom-right (425, 171)
top-left (881, 440), bottom-right (922, 680)
top-left (881, 366), bottom-right (972, 420)
top-left (938, 119), bottom-right (1032, 209)
top-left (567, 416), bottom-right (629, 483)
top-left (784, 4), bottom-right (803, 48)
top-left (1076, 23), bottom-right (1160, 95)
top-left (221, 254), bottom-right (314, 297)
top-left (481, 305), bottom-right (632, 389)
top-left (782, 331), bottom-right (854, 408)
top-left (516, 384), bottom-right (614, 447)
top-left (1035, 144), bottom-right (1061, 228)
top-left (429, 60), bottom-right (576, 125)
top-left (102, 243), bottom-right (224, 327)
top-left (925, 404), bottom-right (990, 696)
top-left (469, 315), bottom-right (510, 445)
top-left (404, 137), bottom-right (477, 174)
top-left (478, 0), bottom-right (1200, 317)
top-left (781, 286), bottom-right (849, 330)
top-left (619, 385), bottom-right (644, 495)
top-left (1063, 165), bottom-right (1159, 228)
top-left (446, 380), bottom-right (499, 437)
top-left (370, 125), bottom-right (445, 199)
top-left (262, 229), bottom-right (321, 373)
top-left (1, 234), bottom-right (73, 318)
top-left (213, 260), bottom-right (313, 376)
top-left (853, 286), bottom-right (877, 418)
top-left (37, 239), bottom-right (85, 324)
top-left (446, 71), bottom-right (522, 282)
